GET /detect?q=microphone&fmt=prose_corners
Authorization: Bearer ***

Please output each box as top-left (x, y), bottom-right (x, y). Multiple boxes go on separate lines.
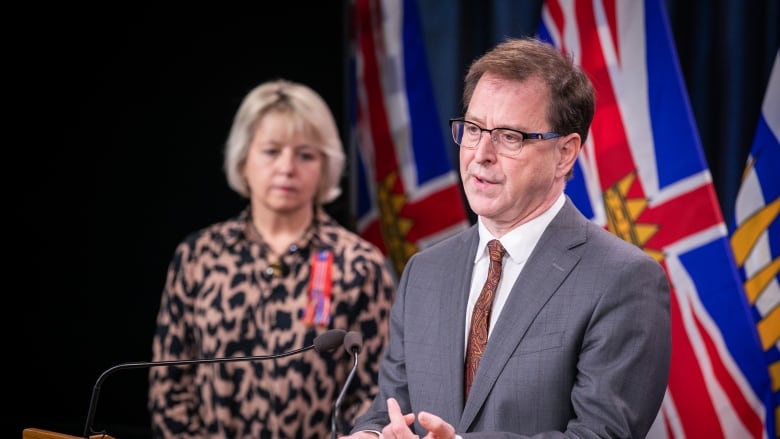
top-left (331, 331), bottom-right (363, 439)
top-left (83, 328), bottom-right (346, 438)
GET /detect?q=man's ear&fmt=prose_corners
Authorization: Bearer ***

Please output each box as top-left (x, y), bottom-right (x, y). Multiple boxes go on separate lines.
top-left (557, 133), bottom-right (581, 178)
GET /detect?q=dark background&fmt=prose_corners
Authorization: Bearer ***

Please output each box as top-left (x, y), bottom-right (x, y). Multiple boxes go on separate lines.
top-left (12, 2), bottom-right (778, 438)
top-left (14, 4), bottom-right (349, 438)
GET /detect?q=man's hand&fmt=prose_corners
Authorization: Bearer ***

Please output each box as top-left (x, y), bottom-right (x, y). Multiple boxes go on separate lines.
top-left (381, 398), bottom-right (456, 439)
top-left (340, 398), bottom-right (457, 439)
top-left (382, 397), bottom-right (417, 437)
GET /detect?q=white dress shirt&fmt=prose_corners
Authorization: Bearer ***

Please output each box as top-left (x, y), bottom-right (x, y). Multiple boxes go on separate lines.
top-left (464, 193), bottom-right (566, 355)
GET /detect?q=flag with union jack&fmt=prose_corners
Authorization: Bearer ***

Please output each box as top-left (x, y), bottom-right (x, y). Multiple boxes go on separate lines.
top-left (539, 1), bottom-right (773, 437)
top-left (349, 0), bottom-right (470, 276)
top-left (731, 49), bottom-right (780, 439)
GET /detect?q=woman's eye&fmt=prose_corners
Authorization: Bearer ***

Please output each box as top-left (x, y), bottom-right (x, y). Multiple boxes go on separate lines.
top-left (297, 148), bottom-right (320, 161)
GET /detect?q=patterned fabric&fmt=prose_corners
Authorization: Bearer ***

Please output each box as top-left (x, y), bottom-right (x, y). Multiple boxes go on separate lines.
top-left (464, 239), bottom-right (505, 400)
top-left (148, 206), bottom-right (395, 439)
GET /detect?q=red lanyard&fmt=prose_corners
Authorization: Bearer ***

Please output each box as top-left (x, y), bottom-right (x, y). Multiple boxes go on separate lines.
top-left (303, 249), bottom-right (333, 327)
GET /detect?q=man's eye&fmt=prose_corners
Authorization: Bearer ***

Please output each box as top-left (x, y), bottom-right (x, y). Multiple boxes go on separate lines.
top-left (465, 125), bottom-right (481, 135)
top-left (500, 131), bottom-right (522, 144)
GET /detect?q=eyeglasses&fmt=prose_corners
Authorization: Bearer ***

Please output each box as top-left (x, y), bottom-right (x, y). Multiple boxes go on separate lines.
top-left (449, 118), bottom-right (562, 157)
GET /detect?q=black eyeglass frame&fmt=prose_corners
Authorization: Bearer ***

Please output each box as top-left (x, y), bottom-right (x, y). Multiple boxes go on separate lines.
top-left (448, 117), bottom-right (563, 153)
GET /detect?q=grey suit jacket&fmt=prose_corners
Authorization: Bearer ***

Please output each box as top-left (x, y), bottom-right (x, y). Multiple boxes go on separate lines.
top-left (351, 198), bottom-right (671, 438)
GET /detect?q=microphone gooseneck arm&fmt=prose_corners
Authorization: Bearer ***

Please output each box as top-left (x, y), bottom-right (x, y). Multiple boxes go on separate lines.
top-left (331, 350), bottom-right (360, 439)
top-left (331, 331), bottom-right (363, 439)
top-left (83, 328), bottom-right (346, 438)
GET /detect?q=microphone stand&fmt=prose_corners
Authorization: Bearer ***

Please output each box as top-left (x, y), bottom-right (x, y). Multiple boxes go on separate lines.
top-left (331, 349), bottom-right (359, 439)
top-left (83, 328), bottom-right (346, 438)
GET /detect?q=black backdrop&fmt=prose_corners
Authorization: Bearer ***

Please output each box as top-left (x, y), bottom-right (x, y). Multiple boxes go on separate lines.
top-left (14, 4), bottom-right (349, 438)
top-left (12, 2), bottom-right (778, 438)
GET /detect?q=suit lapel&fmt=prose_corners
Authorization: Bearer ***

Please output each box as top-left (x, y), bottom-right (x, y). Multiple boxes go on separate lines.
top-left (438, 228), bottom-right (480, 421)
top-left (458, 200), bottom-right (587, 430)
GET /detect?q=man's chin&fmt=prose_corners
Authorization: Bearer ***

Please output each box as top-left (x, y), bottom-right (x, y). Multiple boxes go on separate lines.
top-left (467, 201), bottom-right (497, 218)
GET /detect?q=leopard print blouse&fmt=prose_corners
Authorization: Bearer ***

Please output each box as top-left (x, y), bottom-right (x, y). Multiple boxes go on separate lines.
top-left (148, 207), bottom-right (395, 438)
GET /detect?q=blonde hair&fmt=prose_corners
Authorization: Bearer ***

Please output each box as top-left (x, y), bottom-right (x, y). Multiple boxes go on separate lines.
top-left (223, 79), bottom-right (345, 204)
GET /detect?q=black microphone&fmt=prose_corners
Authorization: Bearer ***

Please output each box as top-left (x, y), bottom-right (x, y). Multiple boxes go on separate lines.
top-left (331, 331), bottom-right (363, 439)
top-left (83, 328), bottom-right (346, 438)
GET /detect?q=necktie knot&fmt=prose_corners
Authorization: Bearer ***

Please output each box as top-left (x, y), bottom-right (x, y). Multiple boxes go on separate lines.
top-left (487, 239), bottom-right (505, 263)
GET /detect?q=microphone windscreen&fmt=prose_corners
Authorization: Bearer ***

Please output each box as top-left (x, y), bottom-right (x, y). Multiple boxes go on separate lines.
top-left (314, 329), bottom-right (346, 353)
top-left (343, 331), bottom-right (363, 354)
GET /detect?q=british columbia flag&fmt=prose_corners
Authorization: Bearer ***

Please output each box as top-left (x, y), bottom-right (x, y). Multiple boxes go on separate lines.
top-left (539, 1), bottom-right (773, 438)
top-left (731, 49), bottom-right (779, 439)
top-left (349, 0), bottom-right (469, 276)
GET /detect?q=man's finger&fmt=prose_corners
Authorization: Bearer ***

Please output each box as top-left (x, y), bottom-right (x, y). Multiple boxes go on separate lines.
top-left (384, 397), bottom-right (416, 437)
top-left (418, 411), bottom-right (455, 439)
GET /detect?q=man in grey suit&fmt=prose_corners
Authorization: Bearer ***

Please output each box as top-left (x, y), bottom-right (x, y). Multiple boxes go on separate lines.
top-left (344, 37), bottom-right (671, 438)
